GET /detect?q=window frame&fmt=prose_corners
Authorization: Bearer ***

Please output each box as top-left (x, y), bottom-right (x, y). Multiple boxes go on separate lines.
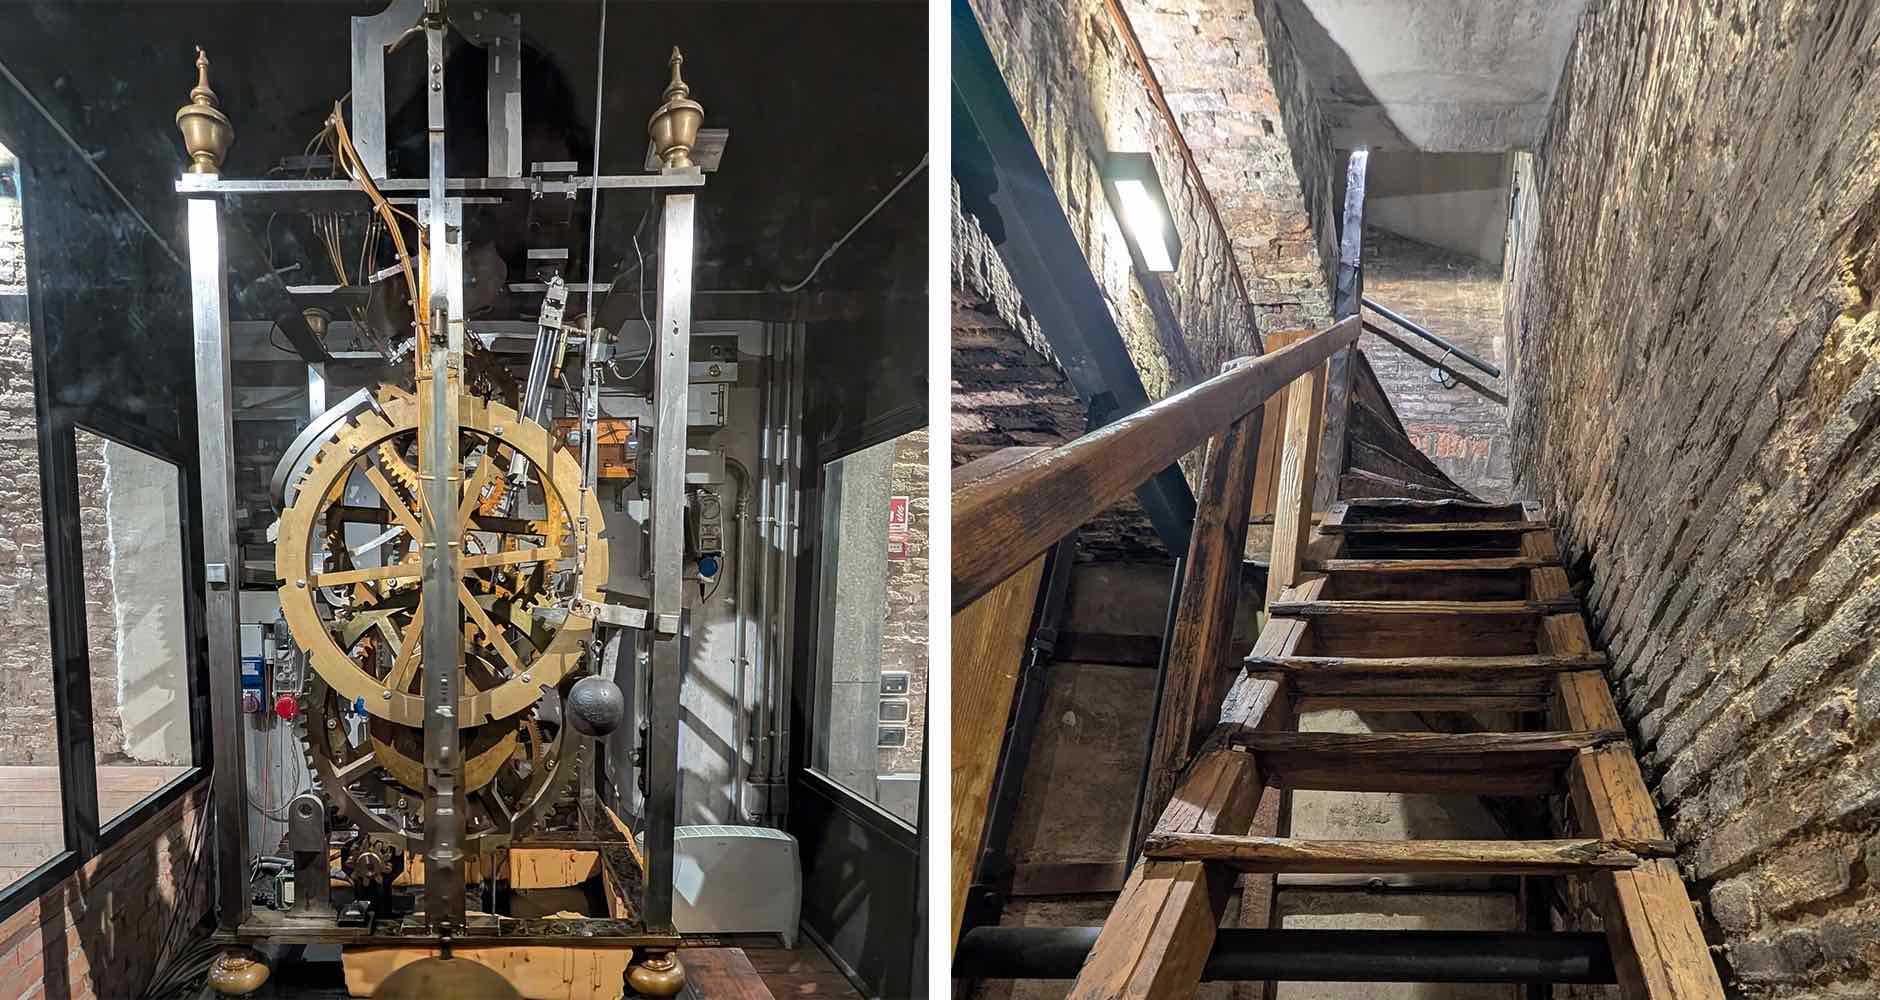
top-left (0, 138), bottom-right (210, 924)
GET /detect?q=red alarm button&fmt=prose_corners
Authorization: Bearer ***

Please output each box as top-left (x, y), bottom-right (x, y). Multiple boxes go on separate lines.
top-left (274, 694), bottom-right (300, 720)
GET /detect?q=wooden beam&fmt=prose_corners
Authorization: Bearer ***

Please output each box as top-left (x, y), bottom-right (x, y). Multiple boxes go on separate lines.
top-left (950, 490), bottom-right (1049, 952)
top-left (1265, 360), bottom-right (1329, 607)
top-left (1134, 398), bottom-right (1265, 849)
top-left (1524, 528), bottom-right (1726, 1000)
top-left (1140, 835), bottom-right (1643, 875)
top-left (1249, 330), bottom-right (1311, 519)
top-left (953, 317), bottom-right (1360, 610)
top-left (1248, 653), bottom-right (1609, 673)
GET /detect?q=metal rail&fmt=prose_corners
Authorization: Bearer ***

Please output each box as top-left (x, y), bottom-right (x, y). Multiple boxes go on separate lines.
top-left (1362, 320), bottom-right (1509, 406)
top-left (1363, 296), bottom-right (1502, 378)
top-left (950, 315), bottom-right (1361, 610)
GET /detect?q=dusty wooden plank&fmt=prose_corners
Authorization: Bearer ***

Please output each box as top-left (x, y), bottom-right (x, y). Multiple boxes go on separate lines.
top-left (1321, 519), bottom-right (1550, 535)
top-left (1294, 694), bottom-right (1553, 713)
top-left (1239, 729), bottom-right (1621, 796)
top-left (1266, 598), bottom-right (1579, 617)
top-left (1248, 653), bottom-right (1609, 673)
top-left (1312, 556), bottom-right (1550, 573)
top-left (1135, 401), bottom-right (1266, 848)
top-left (1140, 835), bottom-right (1643, 874)
top-left (949, 555), bottom-right (1048, 949)
top-left (680, 947), bottom-right (779, 1000)
top-left (953, 318), bottom-right (1361, 610)
top-left (342, 941), bottom-right (634, 1000)
top-left (1265, 360), bottom-right (1329, 607)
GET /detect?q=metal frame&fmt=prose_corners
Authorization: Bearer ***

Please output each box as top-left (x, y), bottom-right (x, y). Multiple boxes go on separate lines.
top-left (0, 116), bottom-right (215, 930)
top-left (178, 17), bottom-right (707, 950)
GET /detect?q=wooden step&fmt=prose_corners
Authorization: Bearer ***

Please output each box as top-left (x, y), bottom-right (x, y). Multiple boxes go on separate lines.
top-left (1322, 519), bottom-right (1549, 535)
top-left (1263, 599), bottom-right (1576, 657)
top-left (1308, 557), bottom-right (1548, 601)
top-left (1232, 730), bottom-right (1626, 795)
top-left (1140, 834), bottom-right (1645, 875)
top-left (1246, 653), bottom-right (1608, 711)
top-left (1266, 598), bottom-right (1579, 618)
top-left (1310, 557), bottom-right (1551, 573)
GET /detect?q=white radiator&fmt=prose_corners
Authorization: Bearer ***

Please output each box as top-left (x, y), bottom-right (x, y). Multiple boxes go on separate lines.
top-left (662, 825), bottom-right (803, 947)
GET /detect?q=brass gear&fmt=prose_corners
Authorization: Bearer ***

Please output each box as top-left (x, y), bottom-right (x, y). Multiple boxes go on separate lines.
top-left (301, 675), bottom-right (573, 852)
top-left (274, 386), bottom-right (609, 728)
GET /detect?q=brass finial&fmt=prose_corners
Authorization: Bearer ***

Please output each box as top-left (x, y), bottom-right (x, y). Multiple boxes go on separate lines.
top-left (175, 47), bottom-right (233, 175)
top-left (647, 46), bottom-right (704, 170)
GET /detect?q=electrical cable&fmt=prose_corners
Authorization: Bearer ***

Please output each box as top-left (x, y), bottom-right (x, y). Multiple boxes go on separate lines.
top-left (778, 153), bottom-right (928, 292)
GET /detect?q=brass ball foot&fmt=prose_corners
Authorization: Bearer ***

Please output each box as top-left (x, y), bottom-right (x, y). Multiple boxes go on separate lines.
top-left (206, 947), bottom-right (270, 995)
top-left (627, 953), bottom-right (686, 997)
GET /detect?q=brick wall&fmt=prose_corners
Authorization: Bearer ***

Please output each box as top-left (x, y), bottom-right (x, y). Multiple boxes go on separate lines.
top-left (1363, 226), bottom-right (1511, 500)
top-left (0, 783), bottom-right (209, 1000)
top-left (0, 144), bottom-right (121, 767)
top-left (880, 428), bottom-right (928, 777)
top-left (1505, 1), bottom-right (1880, 994)
top-left (954, 191), bottom-right (1170, 563)
top-left (1119, 0), bottom-right (1336, 332)
top-left (966, 0), bottom-right (1260, 394)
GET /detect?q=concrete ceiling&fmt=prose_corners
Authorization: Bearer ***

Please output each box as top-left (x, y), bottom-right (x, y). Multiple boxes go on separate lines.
top-left (1275, 0), bottom-right (1590, 151)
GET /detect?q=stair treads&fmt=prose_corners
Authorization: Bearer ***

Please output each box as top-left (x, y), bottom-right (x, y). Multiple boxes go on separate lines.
top-left (1338, 498), bottom-right (1529, 524)
top-left (1312, 556), bottom-right (1552, 573)
top-left (1323, 519), bottom-right (1549, 535)
top-left (1266, 599), bottom-right (1573, 658)
top-left (1247, 653), bottom-right (1608, 701)
top-left (1317, 566), bottom-right (1531, 600)
top-left (1139, 834), bottom-right (1643, 875)
top-left (1233, 730), bottom-right (1625, 795)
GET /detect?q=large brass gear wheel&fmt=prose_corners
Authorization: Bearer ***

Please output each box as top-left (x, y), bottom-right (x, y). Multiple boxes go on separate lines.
top-left (302, 674), bottom-right (574, 852)
top-left (274, 387), bottom-right (610, 728)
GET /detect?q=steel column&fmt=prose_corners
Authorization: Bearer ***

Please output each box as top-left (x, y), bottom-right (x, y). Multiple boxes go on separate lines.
top-left (418, 14), bottom-right (468, 929)
top-left (642, 191), bottom-right (697, 927)
top-left (187, 194), bottom-right (251, 930)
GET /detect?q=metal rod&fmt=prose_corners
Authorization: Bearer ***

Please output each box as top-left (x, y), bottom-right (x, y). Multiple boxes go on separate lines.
top-left (953, 928), bottom-right (1618, 984)
top-left (1362, 297), bottom-right (1502, 378)
top-left (1362, 320), bottom-right (1508, 406)
top-left (187, 195), bottom-right (251, 930)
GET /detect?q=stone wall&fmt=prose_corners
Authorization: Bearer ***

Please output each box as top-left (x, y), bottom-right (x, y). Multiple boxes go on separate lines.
top-left (966, 0), bottom-right (1260, 393)
top-left (1364, 226), bottom-right (1511, 500)
top-left (1505, 2), bottom-right (1880, 995)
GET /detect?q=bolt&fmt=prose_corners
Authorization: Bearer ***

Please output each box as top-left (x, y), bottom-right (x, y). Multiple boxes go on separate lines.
top-left (382, 690), bottom-right (393, 700)
top-left (296, 580), bottom-right (307, 588)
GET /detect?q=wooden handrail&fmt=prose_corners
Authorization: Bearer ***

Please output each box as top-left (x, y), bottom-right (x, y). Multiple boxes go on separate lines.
top-left (952, 316), bottom-right (1361, 610)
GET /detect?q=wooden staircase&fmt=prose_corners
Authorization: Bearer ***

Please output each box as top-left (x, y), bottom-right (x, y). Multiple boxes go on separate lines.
top-left (1069, 497), bottom-right (1724, 998)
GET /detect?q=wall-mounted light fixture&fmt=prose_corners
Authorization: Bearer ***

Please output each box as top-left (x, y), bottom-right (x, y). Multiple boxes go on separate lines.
top-left (1101, 151), bottom-right (1181, 274)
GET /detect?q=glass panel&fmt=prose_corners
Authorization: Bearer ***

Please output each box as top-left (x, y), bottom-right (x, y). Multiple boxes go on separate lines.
top-left (0, 142), bottom-right (66, 883)
top-left (75, 429), bottom-right (192, 827)
top-left (811, 429), bottom-right (928, 826)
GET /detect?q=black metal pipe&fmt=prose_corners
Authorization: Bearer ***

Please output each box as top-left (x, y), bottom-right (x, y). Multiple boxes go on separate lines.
top-left (1362, 297), bottom-right (1502, 378)
top-left (953, 927), bottom-right (1617, 984)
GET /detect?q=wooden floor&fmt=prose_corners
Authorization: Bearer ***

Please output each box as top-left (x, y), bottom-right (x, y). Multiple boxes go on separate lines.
top-left (0, 764), bottom-right (188, 885)
top-left (744, 943), bottom-right (866, 999)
